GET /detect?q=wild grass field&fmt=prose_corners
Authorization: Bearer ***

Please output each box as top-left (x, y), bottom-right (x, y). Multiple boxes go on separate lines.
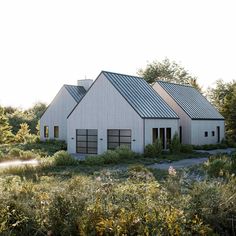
top-left (0, 141), bottom-right (236, 235)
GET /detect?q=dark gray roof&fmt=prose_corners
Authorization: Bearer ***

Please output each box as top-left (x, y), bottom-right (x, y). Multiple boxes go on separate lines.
top-left (64, 85), bottom-right (86, 103)
top-left (102, 71), bottom-right (179, 119)
top-left (156, 81), bottom-right (224, 120)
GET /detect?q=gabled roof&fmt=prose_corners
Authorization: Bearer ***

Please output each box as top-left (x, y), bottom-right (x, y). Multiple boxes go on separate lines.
top-left (64, 85), bottom-right (86, 103)
top-left (40, 85), bottom-right (86, 119)
top-left (156, 81), bottom-right (224, 120)
top-left (102, 71), bottom-right (179, 119)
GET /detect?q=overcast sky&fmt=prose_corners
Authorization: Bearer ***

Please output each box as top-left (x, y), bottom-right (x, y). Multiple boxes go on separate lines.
top-left (0, 0), bottom-right (236, 109)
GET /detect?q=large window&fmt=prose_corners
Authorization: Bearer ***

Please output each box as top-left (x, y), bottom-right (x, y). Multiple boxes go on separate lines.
top-left (76, 129), bottom-right (97, 154)
top-left (107, 129), bottom-right (131, 150)
top-left (54, 126), bottom-right (59, 138)
top-left (44, 126), bottom-right (49, 138)
top-left (166, 128), bottom-right (171, 149)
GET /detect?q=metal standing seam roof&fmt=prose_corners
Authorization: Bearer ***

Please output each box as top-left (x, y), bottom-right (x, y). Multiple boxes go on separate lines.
top-left (64, 85), bottom-right (86, 103)
top-left (102, 71), bottom-right (179, 119)
top-left (156, 81), bottom-right (224, 120)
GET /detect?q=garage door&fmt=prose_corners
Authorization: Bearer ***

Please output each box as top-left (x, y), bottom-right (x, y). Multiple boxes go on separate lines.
top-left (76, 129), bottom-right (98, 154)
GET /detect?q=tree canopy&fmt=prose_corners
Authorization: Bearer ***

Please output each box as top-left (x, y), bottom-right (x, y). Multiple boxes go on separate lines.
top-left (207, 80), bottom-right (236, 142)
top-left (138, 58), bottom-right (202, 91)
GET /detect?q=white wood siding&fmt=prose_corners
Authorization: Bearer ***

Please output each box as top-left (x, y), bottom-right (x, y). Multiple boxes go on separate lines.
top-left (67, 74), bottom-right (144, 154)
top-left (153, 83), bottom-right (192, 144)
top-left (40, 87), bottom-right (77, 141)
top-left (191, 120), bottom-right (225, 145)
top-left (144, 119), bottom-right (179, 145)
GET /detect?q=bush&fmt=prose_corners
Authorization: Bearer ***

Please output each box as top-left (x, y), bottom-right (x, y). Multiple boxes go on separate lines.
top-left (0, 150), bottom-right (3, 158)
top-left (170, 132), bottom-right (181, 153)
top-left (144, 139), bottom-right (162, 158)
top-left (189, 179), bottom-right (236, 235)
top-left (53, 151), bottom-right (77, 166)
top-left (204, 155), bottom-right (234, 177)
top-left (144, 144), bottom-right (156, 158)
top-left (115, 145), bottom-right (136, 159)
top-left (180, 144), bottom-right (193, 153)
top-left (83, 155), bottom-right (105, 165)
top-left (19, 150), bottom-right (39, 160)
top-left (8, 148), bottom-right (21, 157)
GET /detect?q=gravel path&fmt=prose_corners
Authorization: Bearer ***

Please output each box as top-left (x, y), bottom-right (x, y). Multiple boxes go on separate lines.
top-left (149, 157), bottom-right (208, 170)
top-left (0, 160), bottom-right (39, 169)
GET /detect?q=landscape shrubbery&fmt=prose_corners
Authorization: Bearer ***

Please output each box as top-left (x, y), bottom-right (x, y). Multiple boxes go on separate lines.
top-left (1, 156), bottom-right (236, 235)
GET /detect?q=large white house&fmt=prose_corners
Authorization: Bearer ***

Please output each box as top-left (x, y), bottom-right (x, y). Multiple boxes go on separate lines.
top-left (153, 81), bottom-right (225, 145)
top-left (40, 71), bottom-right (225, 154)
top-left (67, 71), bottom-right (179, 154)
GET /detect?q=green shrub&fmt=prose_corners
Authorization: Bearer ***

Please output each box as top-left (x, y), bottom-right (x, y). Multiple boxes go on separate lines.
top-left (189, 179), bottom-right (236, 235)
top-left (101, 150), bottom-right (120, 164)
top-left (115, 145), bottom-right (136, 159)
top-left (83, 155), bottom-right (105, 165)
top-left (204, 154), bottom-right (236, 177)
top-left (169, 132), bottom-right (181, 153)
top-left (153, 138), bottom-right (163, 156)
top-left (8, 147), bottom-right (21, 157)
top-left (180, 144), bottom-right (193, 153)
top-left (144, 139), bottom-right (162, 158)
top-left (0, 150), bottom-right (3, 158)
top-left (19, 150), bottom-right (39, 160)
top-left (53, 150), bottom-right (77, 166)
top-left (144, 144), bottom-right (156, 158)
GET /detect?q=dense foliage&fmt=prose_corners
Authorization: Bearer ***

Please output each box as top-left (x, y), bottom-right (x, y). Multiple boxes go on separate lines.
top-left (0, 151), bottom-right (236, 235)
top-left (138, 58), bottom-right (202, 91)
top-left (208, 80), bottom-right (236, 142)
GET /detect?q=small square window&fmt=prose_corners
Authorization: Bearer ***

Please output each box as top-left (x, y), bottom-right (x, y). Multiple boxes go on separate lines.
top-left (212, 131), bottom-right (215, 136)
top-left (204, 131), bottom-right (208, 137)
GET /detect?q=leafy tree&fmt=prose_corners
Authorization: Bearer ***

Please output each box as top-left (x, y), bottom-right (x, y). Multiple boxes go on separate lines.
top-left (0, 106), bottom-right (14, 144)
top-left (208, 80), bottom-right (236, 142)
top-left (6, 102), bottom-right (47, 135)
top-left (138, 58), bottom-right (202, 91)
top-left (15, 123), bottom-right (31, 143)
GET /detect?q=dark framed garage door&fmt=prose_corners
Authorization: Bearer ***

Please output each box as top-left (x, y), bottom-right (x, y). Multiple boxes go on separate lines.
top-left (107, 129), bottom-right (131, 150)
top-left (76, 129), bottom-right (98, 154)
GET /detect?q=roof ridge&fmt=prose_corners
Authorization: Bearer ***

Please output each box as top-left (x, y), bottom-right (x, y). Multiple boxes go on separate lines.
top-left (157, 80), bottom-right (193, 88)
top-left (102, 70), bottom-right (143, 80)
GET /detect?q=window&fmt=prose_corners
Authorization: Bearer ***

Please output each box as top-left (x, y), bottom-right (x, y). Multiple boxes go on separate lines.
top-left (76, 129), bottom-right (98, 154)
top-left (54, 126), bottom-right (59, 138)
top-left (152, 128), bottom-right (158, 143)
top-left (160, 128), bottom-right (165, 149)
top-left (107, 129), bottom-right (131, 150)
top-left (44, 126), bottom-right (49, 138)
top-left (212, 131), bottom-right (215, 137)
top-left (204, 131), bottom-right (208, 137)
top-left (166, 128), bottom-right (171, 149)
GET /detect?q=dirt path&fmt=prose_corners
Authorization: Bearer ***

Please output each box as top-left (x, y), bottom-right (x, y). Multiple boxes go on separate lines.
top-left (149, 157), bottom-right (208, 170)
top-left (0, 160), bottom-right (39, 169)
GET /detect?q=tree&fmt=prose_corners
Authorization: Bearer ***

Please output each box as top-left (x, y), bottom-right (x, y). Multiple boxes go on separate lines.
top-left (208, 80), bottom-right (236, 142)
top-left (0, 106), bottom-right (14, 144)
top-left (15, 123), bottom-right (31, 143)
top-left (138, 58), bottom-right (202, 91)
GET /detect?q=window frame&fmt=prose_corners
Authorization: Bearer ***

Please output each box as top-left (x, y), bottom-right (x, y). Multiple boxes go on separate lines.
top-left (44, 126), bottom-right (49, 138)
top-left (54, 126), bottom-right (59, 139)
top-left (204, 131), bottom-right (208, 137)
top-left (107, 129), bottom-right (131, 150)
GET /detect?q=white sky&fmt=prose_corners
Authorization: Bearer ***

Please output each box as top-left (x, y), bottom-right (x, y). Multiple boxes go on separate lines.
top-left (0, 0), bottom-right (236, 109)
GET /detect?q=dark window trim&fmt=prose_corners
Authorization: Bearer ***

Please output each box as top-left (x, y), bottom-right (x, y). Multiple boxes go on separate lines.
top-left (54, 126), bottom-right (59, 138)
top-left (107, 129), bottom-right (131, 150)
top-left (76, 129), bottom-right (98, 154)
top-left (204, 131), bottom-right (208, 137)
